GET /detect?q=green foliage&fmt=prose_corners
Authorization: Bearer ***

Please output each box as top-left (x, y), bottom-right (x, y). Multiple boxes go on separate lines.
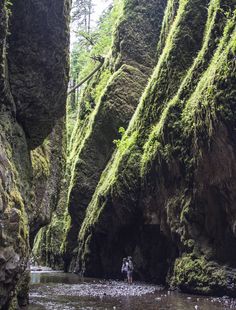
top-left (91, 0), bottom-right (123, 58)
top-left (72, 0), bottom-right (94, 33)
top-left (70, 0), bottom-right (123, 83)
top-left (113, 126), bottom-right (126, 147)
top-left (31, 143), bottom-right (50, 179)
top-left (68, 0), bottom-right (123, 145)
top-left (6, 0), bottom-right (12, 16)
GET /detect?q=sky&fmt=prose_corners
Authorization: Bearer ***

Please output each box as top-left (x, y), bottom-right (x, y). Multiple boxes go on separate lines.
top-left (70, 0), bottom-right (113, 46)
top-left (92, 0), bottom-right (113, 26)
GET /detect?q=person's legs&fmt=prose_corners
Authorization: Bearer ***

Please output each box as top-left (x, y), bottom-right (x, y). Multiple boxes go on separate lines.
top-left (127, 271), bottom-right (133, 284)
top-left (130, 272), bottom-right (133, 284)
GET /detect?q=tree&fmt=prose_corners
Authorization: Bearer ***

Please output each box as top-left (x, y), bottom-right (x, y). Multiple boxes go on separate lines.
top-left (72, 0), bottom-right (93, 34)
top-left (68, 0), bottom-right (123, 96)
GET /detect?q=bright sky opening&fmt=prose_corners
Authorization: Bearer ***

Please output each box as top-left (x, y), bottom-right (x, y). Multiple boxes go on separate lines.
top-left (70, 0), bottom-right (113, 47)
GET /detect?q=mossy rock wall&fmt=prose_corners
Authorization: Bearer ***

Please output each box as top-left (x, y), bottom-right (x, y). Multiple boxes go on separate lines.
top-left (0, 111), bottom-right (31, 309)
top-left (30, 118), bottom-right (66, 247)
top-left (61, 0), bottom-right (168, 271)
top-left (76, 0), bottom-right (236, 296)
top-left (32, 119), bottom-right (67, 269)
top-left (0, 0), bottom-right (69, 308)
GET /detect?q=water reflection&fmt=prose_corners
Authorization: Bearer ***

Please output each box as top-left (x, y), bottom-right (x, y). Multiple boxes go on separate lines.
top-left (31, 272), bottom-right (79, 285)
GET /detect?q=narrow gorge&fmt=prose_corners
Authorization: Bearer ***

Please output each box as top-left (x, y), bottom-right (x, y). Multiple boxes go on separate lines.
top-left (0, 0), bottom-right (236, 308)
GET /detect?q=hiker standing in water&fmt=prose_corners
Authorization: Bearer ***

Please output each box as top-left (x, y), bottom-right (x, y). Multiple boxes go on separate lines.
top-left (121, 258), bottom-right (128, 281)
top-left (127, 256), bottom-right (134, 284)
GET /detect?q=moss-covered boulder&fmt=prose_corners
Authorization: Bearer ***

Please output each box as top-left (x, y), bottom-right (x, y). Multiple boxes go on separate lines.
top-left (171, 254), bottom-right (236, 296)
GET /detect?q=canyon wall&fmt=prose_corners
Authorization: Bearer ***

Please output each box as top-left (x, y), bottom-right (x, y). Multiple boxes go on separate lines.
top-left (34, 0), bottom-right (168, 272)
top-left (75, 0), bottom-right (236, 296)
top-left (0, 0), bottom-right (70, 308)
top-left (63, 0), bottom-right (168, 271)
top-left (34, 0), bottom-right (236, 297)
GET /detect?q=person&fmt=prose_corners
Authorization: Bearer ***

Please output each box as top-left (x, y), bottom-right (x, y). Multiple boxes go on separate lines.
top-left (127, 256), bottom-right (134, 284)
top-left (121, 257), bottom-right (128, 281)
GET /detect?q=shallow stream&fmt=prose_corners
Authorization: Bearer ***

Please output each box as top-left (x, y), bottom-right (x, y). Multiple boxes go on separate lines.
top-left (29, 271), bottom-right (236, 309)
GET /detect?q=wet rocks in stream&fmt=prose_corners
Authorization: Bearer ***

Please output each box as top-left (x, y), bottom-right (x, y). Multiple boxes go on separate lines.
top-left (50, 281), bottom-right (161, 298)
top-left (29, 274), bottom-right (236, 310)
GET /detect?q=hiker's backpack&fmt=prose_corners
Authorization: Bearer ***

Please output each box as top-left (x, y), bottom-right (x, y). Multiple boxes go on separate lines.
top-left (128, 260), bottom-right (134, 271)
top-left (121, 262), bottom-right (128, 273)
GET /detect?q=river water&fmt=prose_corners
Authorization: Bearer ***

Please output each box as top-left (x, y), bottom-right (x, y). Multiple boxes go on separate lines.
top-left (29, 272), bottom-right (236, 309)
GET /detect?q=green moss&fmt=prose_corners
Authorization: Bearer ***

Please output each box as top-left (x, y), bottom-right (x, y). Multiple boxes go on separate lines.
top-left (171, 255), bottom-right (227, 294)
top-left (66, 63), bottom-right (148, 232)
top-left (33, 228), bottom-right (44, 260)
top-left (141, 0), bottom-right (234, 176)
top-left (157, 0), bottom-right (179, 56)
top-left (8, 296), bottom-right (18, 310)
top-left (6, 0), bottom-right (12, 16)
top-left (32, 177), bottom-right (67, 268)
top-left (6, 190), bottom-right (29, 255)
top-left (66, 1), bottom-right (167, 259)
top-left (8, 190), bottom-right (24, 209)
top-left (113, 126), bottom-right (126, 148)
top-left (75, 0), bottom-right (236, 294)
top-left (31, 142), bottom-right (50, 179)
top-left (79, 0), bottom-right (210, 238)
top-left (0, 113), bottom-right (32, 308)
top-left (79, 129), bottom-right (139, 238)
top-left (92, 69), bottom-right (112, 102)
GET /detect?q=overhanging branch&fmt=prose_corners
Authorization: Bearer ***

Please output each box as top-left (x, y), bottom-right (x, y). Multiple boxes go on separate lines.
top-left (67, 56), bottom-right (105, 96)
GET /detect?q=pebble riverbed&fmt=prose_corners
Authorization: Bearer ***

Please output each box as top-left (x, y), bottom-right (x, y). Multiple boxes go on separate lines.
top-left (29, 271), bottom-right (236, 310)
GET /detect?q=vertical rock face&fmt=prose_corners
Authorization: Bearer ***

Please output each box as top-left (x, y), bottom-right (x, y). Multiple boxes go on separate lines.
top-left (76, 0), bottom-right (236, 296)
top-left (29, 118), bottom-right (66, 247)
top-left (0, 112), bottom-right (31, 309)
top-left (61, 0), bottom-right (167, 271)
top-left (8, 0), bottom-right (70, 149)
top-left (0, 0), bottom-right (69, 308)
top-left (31, 0), bottom-right (236, 298)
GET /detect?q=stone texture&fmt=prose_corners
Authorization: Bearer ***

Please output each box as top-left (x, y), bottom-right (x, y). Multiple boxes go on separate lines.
top-left (76, 0), bottom-right (236, 296)
top-left (62, 0), bottom-right (167, 271)
top-left (29, 118), bottom-right (66, 247)
top-left (8, 0), bottom-right (70, 149)
top-left (0, 112), bottom-right (31, 309)
top-left (28, 0), bottom-right (236, 299)
top-left (0, 0), bottom-right (69, 308)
